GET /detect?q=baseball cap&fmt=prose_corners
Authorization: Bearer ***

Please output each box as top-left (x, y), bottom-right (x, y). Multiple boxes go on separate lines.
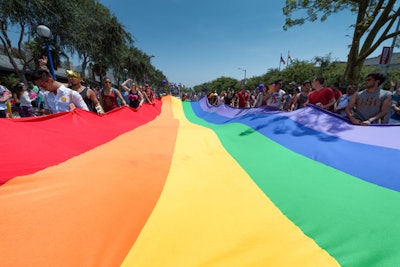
top-left (66, 70), bottom-right (81, 78)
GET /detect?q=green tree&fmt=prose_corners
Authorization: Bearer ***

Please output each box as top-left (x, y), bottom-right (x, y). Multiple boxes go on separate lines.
top-left (200, 77), bottom-right (240, 94)
top-left (280, 59), bottom-right (317, 84)
top-left (260, 68), bottom-right (284, 86)
top-left (69, 1), bottom-right (133, 79)
top-left (283, 0), bottom-right (400, 84)
top-left (0, 0), bottom-right (86, 82)
top-left (0, 0), bottom-right (135, 84)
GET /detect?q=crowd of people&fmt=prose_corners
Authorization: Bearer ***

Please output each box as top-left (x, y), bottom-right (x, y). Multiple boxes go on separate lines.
top-left (205, 73), bottom-right (399, 125)
top-left (1, 69), bottom-right (400, 126)
top-left (0, 68), bottom-right (156, 118)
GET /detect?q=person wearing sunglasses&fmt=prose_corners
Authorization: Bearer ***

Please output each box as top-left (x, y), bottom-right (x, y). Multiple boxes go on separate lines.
top-left (31, 69), bottom-right (89, 115)
top-left (345, 72), bottom-right (392, 125)
top-left (333, 84), bottom-right (358, 117)
top-left (99, 77), bottom-right (127, 112)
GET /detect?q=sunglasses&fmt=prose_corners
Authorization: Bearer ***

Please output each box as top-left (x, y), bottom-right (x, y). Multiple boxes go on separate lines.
top-left (104, 81), bottom-right (112, 84)
top-left (36, 80), bottom-right (49, 89)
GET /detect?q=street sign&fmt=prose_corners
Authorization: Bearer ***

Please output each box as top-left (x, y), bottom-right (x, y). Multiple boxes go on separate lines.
top-left (379, 46), bottom-right (392, 65)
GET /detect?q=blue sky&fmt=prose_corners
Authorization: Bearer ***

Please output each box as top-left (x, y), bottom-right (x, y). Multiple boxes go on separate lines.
top-left (98, 1), bottom-right (390, 87)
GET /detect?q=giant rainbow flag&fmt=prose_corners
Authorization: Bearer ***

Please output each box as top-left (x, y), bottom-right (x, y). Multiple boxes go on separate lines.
top-left (1, 95), bottom-right (400, 266)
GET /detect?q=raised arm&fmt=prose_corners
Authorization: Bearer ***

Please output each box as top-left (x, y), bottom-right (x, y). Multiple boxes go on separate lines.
top-left (120, 79), bottom-right (132, 92)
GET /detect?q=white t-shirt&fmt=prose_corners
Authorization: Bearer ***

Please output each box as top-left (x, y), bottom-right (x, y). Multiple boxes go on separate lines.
top-left (20, 91), bottom-right (32, 107)
top-left (266, 89), bottom-right (285, 109)
top-left (44, 84), bottom-right (89, 113)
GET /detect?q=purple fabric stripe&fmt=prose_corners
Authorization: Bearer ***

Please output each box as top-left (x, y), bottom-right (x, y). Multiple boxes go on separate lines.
top-left (198, 98), bottom-right (400, 149)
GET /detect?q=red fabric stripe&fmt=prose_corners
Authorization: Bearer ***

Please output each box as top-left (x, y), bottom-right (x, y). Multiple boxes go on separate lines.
top-left (0, 101), bottom-right (161, 185)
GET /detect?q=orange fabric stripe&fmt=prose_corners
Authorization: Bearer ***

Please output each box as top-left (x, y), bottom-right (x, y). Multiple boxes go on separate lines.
top-left (1, 102), bottom-right (162, 185)
top-left (0, 97), bottom-right (177, 266)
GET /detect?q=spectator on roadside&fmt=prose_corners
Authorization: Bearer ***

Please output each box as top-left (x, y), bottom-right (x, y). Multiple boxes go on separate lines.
top-left (308, 77), bottom-right (336, 111)
top-left (31, 69), bottom-right (89, 114)
top-left (126, 81), bottom-right (144, 109)
top-left (290, 81), bottom-right (311, 111)
top-left (37, 55), bottom-right (49, 71)
top-left (249, 90), bottom-right (257, 107)
top-left (390, 86), bottom-right (400, 122)
top-left (0, 85), bottom-right (12, 118)
top-left (67, 70), bottom-right (104, 114)
top-left (27, 80), bottom-right (45, 115)
top-left (14, 82), bottom-right (34, 117)
top-left (282, 87), bottom-right (295, 111)
top-left (334, 84), bottom-right (358, 117)
top-left (389, 80), bottom-right (398, 93)
top-left (237, 86), bottom-right (249, 108)
top-left (345, 72), bottom-right (392, 125)
top-left (27, 81), bottom-right (39, 106)
top-left (207, 92), bottom-right (219, 106)
top-left (218, 91), bottom-right (226, 105)
top-left (288, 81), bottom-right (297, 92)
top-left (266, 80), bottom-right (285, 109)
top-left (224, 89), bottom-right (234, 106)
top-left (331, 82), bottom-right (343, 101)
top-left (12, 83), bottom-right (24, 117)
top-left (142, 83), bottom-right (155, 105)
top-left (391, 86), bottom-right (400, 113)
top-left (99, 77), bottom-right (127, 112)
top-left (119, 79), bottom-right (131, 106)
top-left (255, 84), bottom-right (268, 107)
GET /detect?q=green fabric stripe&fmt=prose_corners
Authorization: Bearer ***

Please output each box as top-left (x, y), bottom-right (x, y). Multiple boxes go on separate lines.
top-left (182, 102), bottom-right (400, 267)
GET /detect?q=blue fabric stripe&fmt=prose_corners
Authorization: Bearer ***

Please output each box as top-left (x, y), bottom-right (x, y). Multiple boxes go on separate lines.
top-left (190, 101), bottom-right (400, 192)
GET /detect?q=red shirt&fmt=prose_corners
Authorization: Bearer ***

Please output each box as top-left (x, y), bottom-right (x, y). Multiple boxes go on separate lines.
top-left (334, 90), bottom-right (343, 101)
top-left (309, 88), bottom-right (335, 110)
top-left (101, 89), bottom-right (119, 112)
top-left (144, 88), bottom-right (154, 103)
top-left (237, 91), bottom-right (249, 108)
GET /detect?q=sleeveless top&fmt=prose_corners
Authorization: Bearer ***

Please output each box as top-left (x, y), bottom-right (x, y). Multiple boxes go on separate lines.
top-left (297, 93), bottom-right (309, 109)
top-left (101, 89), bottom-right (119, 112)
top-left (79, 87), bottom-right (95, 112)
top-left (353, 89), bottom-right (392, 123)
top-left (128, 90), bottom-right (140, 108)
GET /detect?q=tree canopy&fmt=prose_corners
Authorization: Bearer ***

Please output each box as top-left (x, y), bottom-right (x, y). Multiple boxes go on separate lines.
top-left (0, 0), bottom-right (164, 86)
top-left (283, 0), bottom-right (400, 84)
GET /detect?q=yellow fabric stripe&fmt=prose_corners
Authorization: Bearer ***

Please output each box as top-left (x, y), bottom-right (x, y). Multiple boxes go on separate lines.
top-left (121, 97), bottom-right (339, 267)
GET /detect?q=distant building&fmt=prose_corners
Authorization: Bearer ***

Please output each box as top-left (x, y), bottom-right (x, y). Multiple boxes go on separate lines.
top-left (0, 54), bottom-right (69, 81)
top-left (364, 52), bottom-right (400, 71)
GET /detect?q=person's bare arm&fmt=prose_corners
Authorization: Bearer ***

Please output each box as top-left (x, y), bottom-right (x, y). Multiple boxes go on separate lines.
top-left (290, 94), bottom-right (299, 111)
top-left (345, 94), bottom-right (360, 125)
top-left (361, 95), bottom-right (392, 125)
top-left (323, 97), bottom-right (336, 110)
top-left (138, 91), bottom-right (144, 107)
top-left (87, 88), bottom-right (104, 114)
